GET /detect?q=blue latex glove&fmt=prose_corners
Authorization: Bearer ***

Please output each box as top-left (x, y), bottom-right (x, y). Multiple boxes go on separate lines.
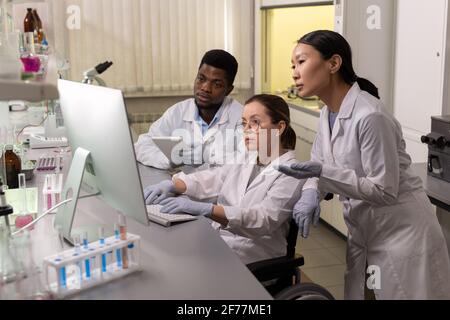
top-left (276, 161), bottom-right (322, 180)
top-left (159, 197), bottom-right (213, 217)
top-left (143, 180), bottom-right (176, 205)
top-left (294, 188), bottom-right (321, 238)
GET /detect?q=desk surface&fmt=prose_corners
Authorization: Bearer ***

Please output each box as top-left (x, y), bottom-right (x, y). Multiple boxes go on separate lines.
top-left (411, 163), bottom-right (450, 210)
top-left (26, 156), bottom-right (272, 300)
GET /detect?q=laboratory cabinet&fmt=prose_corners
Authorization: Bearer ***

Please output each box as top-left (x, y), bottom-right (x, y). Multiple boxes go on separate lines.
top-left (289, 103), bottom-right (348, 237)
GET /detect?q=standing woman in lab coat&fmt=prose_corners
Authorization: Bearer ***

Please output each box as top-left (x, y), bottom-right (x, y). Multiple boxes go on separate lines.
top-left (144, 94), bottom-right (304, 264)
top-left (278, 30), bottom-right (450, 300)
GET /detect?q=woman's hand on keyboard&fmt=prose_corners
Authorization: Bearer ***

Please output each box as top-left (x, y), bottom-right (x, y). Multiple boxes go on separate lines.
top-left (159, 197), bottom-right (213, 217)
top-left (144, 180), bottom-right (176, 205)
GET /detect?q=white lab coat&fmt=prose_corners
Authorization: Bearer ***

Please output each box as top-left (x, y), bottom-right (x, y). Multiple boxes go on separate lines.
top-left (175, 151), bottom-right (304, 264)
top-left (305, 83), bottom-right (450, 299)
top-left (135, 97), bottom-right (243, 169)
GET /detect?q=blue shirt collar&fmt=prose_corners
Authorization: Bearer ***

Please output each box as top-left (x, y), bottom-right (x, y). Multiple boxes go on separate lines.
top-left (194, 104), bottom-right (225, 136)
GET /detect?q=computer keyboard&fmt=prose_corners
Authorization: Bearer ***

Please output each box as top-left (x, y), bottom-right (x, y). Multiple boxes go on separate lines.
top-left (146, 205), bottom-right (197, 227)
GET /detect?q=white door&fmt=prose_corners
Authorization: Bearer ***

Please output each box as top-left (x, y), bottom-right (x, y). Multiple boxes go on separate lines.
top-left (393, 0), bottom-right (448, 163)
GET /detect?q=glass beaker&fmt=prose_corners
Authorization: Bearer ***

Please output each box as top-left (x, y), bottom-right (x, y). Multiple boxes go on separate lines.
top-left (0, 225), bottom-right (24, 299)
top-left (14, 173), bottom-right (34, 230)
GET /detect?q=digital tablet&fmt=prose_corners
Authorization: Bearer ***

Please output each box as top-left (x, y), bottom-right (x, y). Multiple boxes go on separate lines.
top-left (151, 136), bottom-right (185, 161)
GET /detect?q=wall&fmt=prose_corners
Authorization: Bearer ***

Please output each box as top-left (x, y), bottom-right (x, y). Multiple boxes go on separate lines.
top-left (393, 0), bottom-right (449, 163)
top-left (261, 0), bottom-right (332, 8)
top-left (265, 5), bottom-right (334, 93)
top-left (342, 0), bottom-right (396, 112)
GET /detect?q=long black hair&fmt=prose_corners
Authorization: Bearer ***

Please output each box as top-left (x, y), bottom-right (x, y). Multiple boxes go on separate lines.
top-left (299, 30), bottom-right (380, 99)
top-left (245, 94), bottom-right (297, 150)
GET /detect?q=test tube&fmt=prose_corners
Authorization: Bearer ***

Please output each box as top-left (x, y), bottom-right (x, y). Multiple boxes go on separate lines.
top-left (98, 227), bottom-right (107, 274)
top-left (119, 214), bottom-right (128, 269)
top-left (72, 234), bottom-right (83, 284)
top-left (45, 174), bottom-right (52, 210)
top-left (55, 156), bottom-right (60, 174)
top-left (82, 232), bottom-right (91, 280)
top-left (55, 226), bottom-right (67, 289)
top-left (127, 242), bottom-right (135, 266)
top-left (114, 223), bottom-right (122, 269)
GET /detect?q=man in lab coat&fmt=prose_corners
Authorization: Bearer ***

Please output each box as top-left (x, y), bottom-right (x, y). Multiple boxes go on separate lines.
top-left (134, 49), bottom-right (243, 169)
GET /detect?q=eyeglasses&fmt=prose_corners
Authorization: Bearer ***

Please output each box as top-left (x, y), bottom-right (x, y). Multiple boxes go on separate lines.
top-left (240, 119), bottom-right (261, 132)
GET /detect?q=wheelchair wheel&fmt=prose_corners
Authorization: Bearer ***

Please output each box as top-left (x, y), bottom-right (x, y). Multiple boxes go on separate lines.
top-left (274, 283), bottom-right (335, 300)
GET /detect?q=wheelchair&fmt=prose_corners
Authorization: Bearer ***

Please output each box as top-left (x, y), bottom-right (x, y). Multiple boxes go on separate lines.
top-left (247, 219), bottom-right (335, 300)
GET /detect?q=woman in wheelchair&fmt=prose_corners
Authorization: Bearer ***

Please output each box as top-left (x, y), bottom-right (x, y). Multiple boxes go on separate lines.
top-left (143, 94), bottom-right (304, 264)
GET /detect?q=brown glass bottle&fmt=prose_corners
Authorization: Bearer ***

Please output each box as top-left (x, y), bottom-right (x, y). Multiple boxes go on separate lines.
top-left (3, 145), bottom-right (21, 189)
top-left (24, 8), bottom-right (35, 33)
top-left (32, 9), bottom-right (44, 43)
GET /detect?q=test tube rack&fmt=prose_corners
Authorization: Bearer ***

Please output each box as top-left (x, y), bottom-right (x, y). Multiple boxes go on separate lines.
top-left (43, 233), bottom-right (141, 299)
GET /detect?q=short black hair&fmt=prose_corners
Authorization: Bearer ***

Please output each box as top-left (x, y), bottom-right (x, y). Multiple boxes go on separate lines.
top-left (199, 49), bottom-right (238, 86)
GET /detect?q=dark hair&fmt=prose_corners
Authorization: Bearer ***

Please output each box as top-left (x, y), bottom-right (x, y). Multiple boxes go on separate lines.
top-left (199, 49), bottom-right (238, 86)
top-left (245, 94), bottom-right (297, 150)
top-left (298, 30), bottom-right (380, 99)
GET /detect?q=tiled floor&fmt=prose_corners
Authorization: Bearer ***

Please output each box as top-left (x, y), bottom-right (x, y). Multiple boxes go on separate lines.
top-left (296, 222), bottom-right (347, 300)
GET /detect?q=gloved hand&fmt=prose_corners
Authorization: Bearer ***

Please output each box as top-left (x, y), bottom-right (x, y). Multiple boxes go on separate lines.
top-left (293, 188), bottom-right (321, 238)
top-left (276, 161), bottom-right (322, 180)
top-left (143, 180), bottom-right (176, 205)
top-left (159, 197), bottom-right (213, 217)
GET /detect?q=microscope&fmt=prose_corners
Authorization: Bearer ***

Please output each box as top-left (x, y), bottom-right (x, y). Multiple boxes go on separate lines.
top-left (82, 61), bottom-right (113, 87)
top-left (421, 116), bottom-right (450, 183)
top-left (28, 61), bottom-right (113, 149)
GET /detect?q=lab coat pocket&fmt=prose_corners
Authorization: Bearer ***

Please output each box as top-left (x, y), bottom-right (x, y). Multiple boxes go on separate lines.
top-left (372, 200), bottom-right (427, 260)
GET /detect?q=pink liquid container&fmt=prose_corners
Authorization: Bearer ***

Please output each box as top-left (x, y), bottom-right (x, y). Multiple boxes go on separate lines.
top-left (15, 214), bottom-right (34, 230)
top-left (20, 55), bottom-right (41, 73)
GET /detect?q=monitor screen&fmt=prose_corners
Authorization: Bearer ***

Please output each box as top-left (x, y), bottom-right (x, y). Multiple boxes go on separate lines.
top-left (56, 79), bottom-right (149, 235)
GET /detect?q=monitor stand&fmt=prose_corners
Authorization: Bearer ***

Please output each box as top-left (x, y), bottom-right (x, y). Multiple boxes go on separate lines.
top-left (54, 147), bottom-right (111, 246)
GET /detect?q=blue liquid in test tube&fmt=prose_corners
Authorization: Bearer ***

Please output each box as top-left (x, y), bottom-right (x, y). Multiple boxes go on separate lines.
top-left (114, 223), bottom-right (122, 269)
top-left (55, 257), bottom-right (67, 288)
top-left (99, 227), bottom-right (107, 273)
top-left (82, 232), bottom-right (91, 279)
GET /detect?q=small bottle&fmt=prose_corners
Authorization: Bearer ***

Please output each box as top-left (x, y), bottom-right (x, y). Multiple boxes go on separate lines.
top-left (32, 9), bottom-right (44, 44)
top-left (3, 145), bottom-right (21, 189)
top-left (23, 8), bottom-right (35, 34)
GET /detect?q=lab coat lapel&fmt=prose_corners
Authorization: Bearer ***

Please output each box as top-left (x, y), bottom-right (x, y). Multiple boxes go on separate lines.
top-left (245, 151), bottom-right (295, 193)
top-left (239, 163), bottom-right (258, 199)
top-left (183, 101), bottom-right (203, 144)
top-left (320, 107), bottom-right (335, 164)
top-left (202, 98), bottom-right (231, 144)
top-left (329, 83), bottom-right (360, 153)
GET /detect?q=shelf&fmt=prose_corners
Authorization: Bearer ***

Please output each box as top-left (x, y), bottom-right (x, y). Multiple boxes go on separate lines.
top-left (0, 55), bottom-right (59, 102)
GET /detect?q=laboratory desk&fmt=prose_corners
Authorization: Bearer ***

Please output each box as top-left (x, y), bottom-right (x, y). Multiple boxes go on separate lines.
top-left (24, 152), bottom-right (272, 300)
top-left (411, 163), bottom-right (450, 211)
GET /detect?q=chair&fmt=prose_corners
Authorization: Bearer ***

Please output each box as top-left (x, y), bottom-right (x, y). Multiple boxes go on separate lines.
top-left (246, 219), bottom-right (335, 300)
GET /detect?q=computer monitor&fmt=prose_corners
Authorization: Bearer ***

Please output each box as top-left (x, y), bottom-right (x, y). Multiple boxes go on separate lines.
top-left (55, 79), bottom-right (149, 243)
